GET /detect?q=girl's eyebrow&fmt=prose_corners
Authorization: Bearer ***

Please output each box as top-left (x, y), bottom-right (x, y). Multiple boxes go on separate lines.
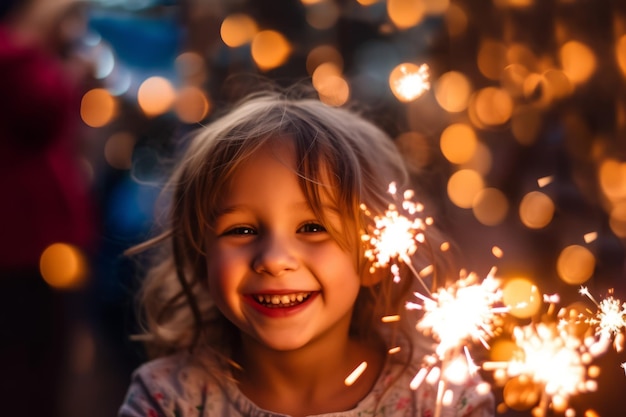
top-left (214, 201), bottom-right (340, 217)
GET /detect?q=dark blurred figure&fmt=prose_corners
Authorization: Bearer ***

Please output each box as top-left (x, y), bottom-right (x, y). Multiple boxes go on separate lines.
top-left (0, 0), bottom-right (96, 414)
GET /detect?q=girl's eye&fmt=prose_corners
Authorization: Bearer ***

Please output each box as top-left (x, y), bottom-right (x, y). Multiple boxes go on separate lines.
top-left (298, 223), bottom-right (327, 234)
top-left (222, 226), bottom-right (257, 236)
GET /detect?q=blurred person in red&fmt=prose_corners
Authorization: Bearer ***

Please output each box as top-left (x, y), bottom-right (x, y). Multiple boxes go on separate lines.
top-left (0, 0), bottom-right (96, 414)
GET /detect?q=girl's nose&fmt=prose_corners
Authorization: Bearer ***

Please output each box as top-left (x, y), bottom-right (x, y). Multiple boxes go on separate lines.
top-left (252, 233), bottom-right (299, 276)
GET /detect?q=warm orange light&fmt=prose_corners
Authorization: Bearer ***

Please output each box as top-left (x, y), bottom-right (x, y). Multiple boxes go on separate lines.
top-left (519, 191), bottom-right (554, 229)
top-left (387, 0), bottom-right (426, 29)
top-left (447, 169), bottom-right (484, 209)
top-left (472, 87), bottom-right (513, 126)
top-left (434, 71), bottom-right (472, 112)
top-left (472, 187), bottom-right (509, 226)
top-left (444, 3), bottom-right (467, 37)
top-left (316, 75), bottom-right (350, 107)
top-left (440, 123), bottom-right (477, 164)
top-left (389, 63), bottom-right (430, 102)
top-left (305, 1), bottom-right (340, 30)
top-left (175, 51), bottom-right (207, 85)
top-left (104, 131), bottom-right (135, 170)
top-left (174, 86), bottom-right (211, 124)
top-left (39, 243), bottom-right (87, 289)
top-left (502, 278), bottom-right (542, 319)
top-left (598, 158), bottom-right (626, 202)
top-left (477, 39), bottom-right (507, 80)
top-left (137, 76), bottom-right (176, 117)
top-left (556, 245), bottom-right (595, 285)
top-left (220, 14), bottom-right (258, 47)
top-left (560, 40), bottom-right (596, 85)
top-left (80, 88), bottom-right (117, 128)
top-left (617, 34), bottom-right (626, 77)
top-left (251, 30), bottom-right (291, 71)
top-left (306, 45), bottom-right (343, 75)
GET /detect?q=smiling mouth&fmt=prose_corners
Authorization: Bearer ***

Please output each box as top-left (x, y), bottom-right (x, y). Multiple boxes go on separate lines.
top-left (253, 292), bottom-right (314, 308)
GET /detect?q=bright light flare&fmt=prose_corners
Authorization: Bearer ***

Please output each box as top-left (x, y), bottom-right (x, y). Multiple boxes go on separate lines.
top-left (580, 286), bottom-right (626, 351)
top-left (389, 63), bottom-right (431, 102)
top-left (409, 269), bottom-right (507, 357)
top-left (486, 321), bottom-right (604, 414)
top-left (361, 182), bottom-right (430, 292)
top-left (344, 361), bottom-right (367, 386)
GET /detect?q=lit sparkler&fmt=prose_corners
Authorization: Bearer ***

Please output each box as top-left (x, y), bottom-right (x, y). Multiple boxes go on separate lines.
top-left (361, 182), bottom-right (431, 294)
top-left (407, 268), bottom-right (507, 417)
top-left (389, 63), bottom-right (431, 102)
top-left (407, 268), bottom-right (507, 357)
top-left (579, 286), bottom-right (626, 352)
top-left (484, 320), bottom-right (603, 416)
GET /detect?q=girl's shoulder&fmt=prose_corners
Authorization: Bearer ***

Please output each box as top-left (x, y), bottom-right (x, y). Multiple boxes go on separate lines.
top-left (118, 350), bottom-right (233, 417)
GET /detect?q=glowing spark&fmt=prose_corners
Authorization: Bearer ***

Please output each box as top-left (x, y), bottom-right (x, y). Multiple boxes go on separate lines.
top-left (487, 321), bottom-right (604, 415)
top-left (621, 362), bottom-right (626, 376)
top-left (344, 361), bottom-right (367, 386)
top-left (361, 182), bottom-right (430, 293)
top-left (584, 232), bottom-right (598, 243)
top-left (388, 346), bottom-right (401, 354)
top-left (410, 269), bottom-right (506, 357)
top-left (491, 246), bottom-right (504, 258)
top-left (389, 63), bottom-right (430, 102)
top-left (381, 314), bottom-right (401, 323)
top-left (580, 287), bottom-right (626, 350)
top-left (537, 176), bottom-right (554, 188)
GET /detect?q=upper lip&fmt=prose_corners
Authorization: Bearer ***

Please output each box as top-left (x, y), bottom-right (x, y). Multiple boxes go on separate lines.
top-left (247, 289), bottom-right (317, 295)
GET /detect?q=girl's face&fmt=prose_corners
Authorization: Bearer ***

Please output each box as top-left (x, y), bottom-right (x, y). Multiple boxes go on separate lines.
top-left (204, 139), bottom-right (362, 352)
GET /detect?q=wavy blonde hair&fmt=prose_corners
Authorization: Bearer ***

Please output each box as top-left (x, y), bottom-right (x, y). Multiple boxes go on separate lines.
top-left (131, 90), bottom-right (451, 361)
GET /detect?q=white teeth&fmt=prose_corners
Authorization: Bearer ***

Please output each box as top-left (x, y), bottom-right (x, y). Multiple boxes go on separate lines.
top-left (254, 292), bottom-right (311, 307)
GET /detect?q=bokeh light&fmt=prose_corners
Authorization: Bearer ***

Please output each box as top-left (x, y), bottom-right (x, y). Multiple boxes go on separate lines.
top-left (137, 76), bottom-right (176, 117)
top-left (472, 187), bottom-right (509, 226)
top-left (39, 243), bottom-right (87, 290)
top-left (251, 30), bottom-right (291, 71)
top-left (444, 3), bottom-right (467, 37)
top-left (174, 85), bottom-right (211, 124)
top-left (306, 44), bottom-right (343, 75)
top-left (502, 278), bottom-right (542, 318)
top-left (387, 0), bottom-right (426, 29)
top-left (305, 0), bottom-right (340, 30)
top-left (472, 87), bottom-right (514, 126)
top-left (220, 14), bottom-right (258, 47)
top-left (389, 63), bottom-right (430, 102)
top-left (80, 88), bottom-right (117, 128)
top-left (609, 201), bottom-right (626, 238)
top-left (434, 70), bottom-right (472, 112)
top-left (447, 169), bottom-right (485, 209)
top-left (617, 34), bottom-right (626, 77)
top-left (598, 158), bottom-right (626, 202)
top-left (477, 39), bottom-right (507, 81)
top-left (519, 191), bottom-right (555, 229)
top-left (440, 123), bottom-right (477, 164)
top-left (559, 41), bottom-right (596, 85)
top-left (556, 245), bottom-right (595, 285)
top-left (104, 131), bottom-right (135, 170)
top-left (175, 51), bottom-right (207, 85)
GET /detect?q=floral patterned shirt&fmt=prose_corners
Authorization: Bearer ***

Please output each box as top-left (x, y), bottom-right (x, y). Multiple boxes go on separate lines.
top-left (118, 350), bottom-right (494, 417)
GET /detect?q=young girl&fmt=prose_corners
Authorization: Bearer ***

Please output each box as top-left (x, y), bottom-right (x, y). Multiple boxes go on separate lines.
top-left (118, 91), bottom-right (494, 417)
